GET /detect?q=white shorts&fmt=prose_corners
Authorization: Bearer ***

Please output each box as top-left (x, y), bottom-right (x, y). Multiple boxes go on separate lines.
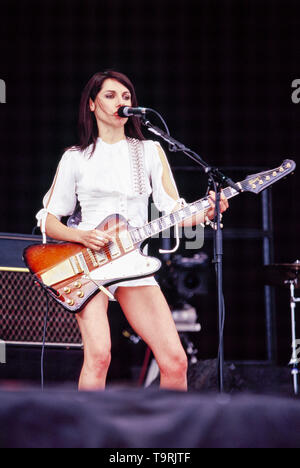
top-left (108, 276), bottom-right (160, 301)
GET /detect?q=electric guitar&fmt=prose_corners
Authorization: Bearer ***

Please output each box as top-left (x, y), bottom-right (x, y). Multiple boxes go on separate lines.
top-left (23, 160), bottom-right (296, 313)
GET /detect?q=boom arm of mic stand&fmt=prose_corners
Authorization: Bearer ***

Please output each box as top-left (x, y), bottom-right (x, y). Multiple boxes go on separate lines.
top-left (142, 119), bottom-right (242, 193)
top-left (142, 119), bottom-right (188, 152)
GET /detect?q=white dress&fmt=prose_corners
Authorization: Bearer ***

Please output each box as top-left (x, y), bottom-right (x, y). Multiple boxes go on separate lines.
top-left (36, 138), bottom-right (179, 299)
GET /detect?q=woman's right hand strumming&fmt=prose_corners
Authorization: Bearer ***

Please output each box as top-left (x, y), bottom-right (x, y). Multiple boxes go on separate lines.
top-left (76, 229), bottom-right (112, 250)
top-left (45, 213), bottom-right (111, 250)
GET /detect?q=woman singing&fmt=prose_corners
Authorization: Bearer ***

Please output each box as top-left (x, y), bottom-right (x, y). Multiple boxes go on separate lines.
top-left (36, 70), bottom-right (229, 391)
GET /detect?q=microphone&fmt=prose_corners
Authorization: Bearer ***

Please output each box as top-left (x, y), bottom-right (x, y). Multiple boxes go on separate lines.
top-left (117, 106), bottom-right (147, 117)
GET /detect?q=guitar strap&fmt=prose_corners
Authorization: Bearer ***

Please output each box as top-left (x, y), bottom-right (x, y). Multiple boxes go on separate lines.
top-left (129, 138), bottom-right (188, 255)
top-left (127, 137), bottom-right (148, 196)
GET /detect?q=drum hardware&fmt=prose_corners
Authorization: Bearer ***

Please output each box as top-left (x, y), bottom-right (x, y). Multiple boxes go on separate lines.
top-left (172, 303), bottom-right (201, 366)
top-left (264, 260), bottom-right (300, 395)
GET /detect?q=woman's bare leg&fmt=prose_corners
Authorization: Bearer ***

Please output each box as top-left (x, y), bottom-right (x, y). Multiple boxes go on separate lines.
top-left (116, 285), bottom-right (188, 391)
top-left (76, 292), bottom-right (111, 390)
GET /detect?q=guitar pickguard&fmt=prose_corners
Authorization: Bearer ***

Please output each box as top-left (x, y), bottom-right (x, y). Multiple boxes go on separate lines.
top-left (89, 248), bottom-right (161, 284)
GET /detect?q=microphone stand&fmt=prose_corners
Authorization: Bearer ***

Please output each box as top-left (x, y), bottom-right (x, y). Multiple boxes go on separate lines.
top-left (141, 116), bottom-right (242, 392)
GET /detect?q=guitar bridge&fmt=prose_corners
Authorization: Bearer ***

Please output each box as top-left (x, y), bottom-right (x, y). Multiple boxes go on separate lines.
top-left (41, 258), bottom-right (81, 287)
top-left (40, 253), bottom-right (89, 287)
top-left (75, 252), bottom-right (89, 275)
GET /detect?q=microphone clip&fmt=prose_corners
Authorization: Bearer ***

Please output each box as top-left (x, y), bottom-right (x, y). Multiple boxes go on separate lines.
top-left (118, 106), bottom-right (147, 118)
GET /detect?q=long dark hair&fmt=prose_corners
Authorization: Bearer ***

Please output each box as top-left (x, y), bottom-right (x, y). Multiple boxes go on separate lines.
top-left (75, 70), bottom-right (145, 156)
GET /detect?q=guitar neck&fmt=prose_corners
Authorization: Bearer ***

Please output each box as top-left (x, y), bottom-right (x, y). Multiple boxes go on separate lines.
top-left (129, 184), bottom-right (241, 244)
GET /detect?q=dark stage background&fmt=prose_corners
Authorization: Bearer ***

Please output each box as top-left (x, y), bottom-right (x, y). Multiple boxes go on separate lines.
top-left (0, 0), bottom-right (299, 376)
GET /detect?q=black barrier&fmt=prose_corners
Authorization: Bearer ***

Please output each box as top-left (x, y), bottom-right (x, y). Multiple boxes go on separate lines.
top-left (0, 387), bottom-right (299, 448)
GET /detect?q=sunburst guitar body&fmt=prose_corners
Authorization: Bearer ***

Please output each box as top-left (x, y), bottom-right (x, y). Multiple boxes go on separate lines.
top-left (24, 214), bottom-right (161, 313)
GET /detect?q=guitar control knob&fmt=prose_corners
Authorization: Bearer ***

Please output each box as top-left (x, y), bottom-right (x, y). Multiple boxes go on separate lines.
top-left (77, 291), bottom-right (84, 298)
top-left (74, 282), bottom-right (82, 289)
top-left (63, 287), bottom-right (71, 294)
top-left (66, 299), bottom-right (75, 306)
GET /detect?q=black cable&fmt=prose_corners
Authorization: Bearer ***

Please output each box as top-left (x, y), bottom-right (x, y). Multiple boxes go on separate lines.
top-left (209, 177), bottom-right (226, 391)
top-left (145, 108), bottom-right (179, 154)
top-left (41, 293), bottom-right (49, 391)
top-left (147, 108), bottom-right (171, 136)
top-left (217, 295), bottom-right (226, 362)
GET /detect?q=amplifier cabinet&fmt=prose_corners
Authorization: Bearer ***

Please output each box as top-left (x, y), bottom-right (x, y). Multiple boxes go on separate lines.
top-left (0, 232), bottom-right (82, 346)
top-left (0, 267), bottom-right (82, 346)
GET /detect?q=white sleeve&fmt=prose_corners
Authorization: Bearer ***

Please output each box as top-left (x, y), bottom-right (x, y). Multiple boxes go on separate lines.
top-left (36, 150), bottom-right (77, 240)
top-left (146, 141), bottom-right (180, 215)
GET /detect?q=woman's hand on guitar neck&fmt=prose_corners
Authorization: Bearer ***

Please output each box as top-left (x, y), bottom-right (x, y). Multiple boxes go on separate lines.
top-left (176, 190), bottom-right (229, 227)
top-left (206, 190), bottom-right (229, 220)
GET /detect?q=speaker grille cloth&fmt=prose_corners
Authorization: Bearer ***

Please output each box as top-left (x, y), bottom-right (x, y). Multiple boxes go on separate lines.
top-left (0, 270), bottom-right (82, 344)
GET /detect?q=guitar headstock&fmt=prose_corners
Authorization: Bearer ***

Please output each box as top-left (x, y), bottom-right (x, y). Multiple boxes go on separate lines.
top-left (242, 159), bottom-right (296, 194)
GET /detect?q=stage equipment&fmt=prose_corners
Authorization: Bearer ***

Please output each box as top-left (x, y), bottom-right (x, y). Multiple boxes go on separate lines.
top-left (0, 233), bottom-right (81, 347)
top-left (158, 253), bottom-right (209, 308)
top-left (264, 260), bottom-right (300, 395)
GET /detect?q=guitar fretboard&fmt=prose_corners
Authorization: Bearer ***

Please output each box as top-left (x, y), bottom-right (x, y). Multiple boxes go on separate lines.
top-left (129, 184), bottom-right (240, 244)
top-left (128, 158), bottom-right (296, 244)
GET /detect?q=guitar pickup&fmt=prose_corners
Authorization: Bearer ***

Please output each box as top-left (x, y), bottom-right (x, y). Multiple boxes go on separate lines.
top-left (87, 249), bottom-right (99, 267)
top-left (118, 231), bottom-right (134, 252)
top-left (95, 251), bottom-right (108, 265)
top-left (108, 240), bottom-right (121, 258)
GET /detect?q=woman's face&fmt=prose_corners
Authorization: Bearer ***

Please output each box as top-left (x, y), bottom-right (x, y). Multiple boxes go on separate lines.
top-left (90, 78), bottom-right (132, 129)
